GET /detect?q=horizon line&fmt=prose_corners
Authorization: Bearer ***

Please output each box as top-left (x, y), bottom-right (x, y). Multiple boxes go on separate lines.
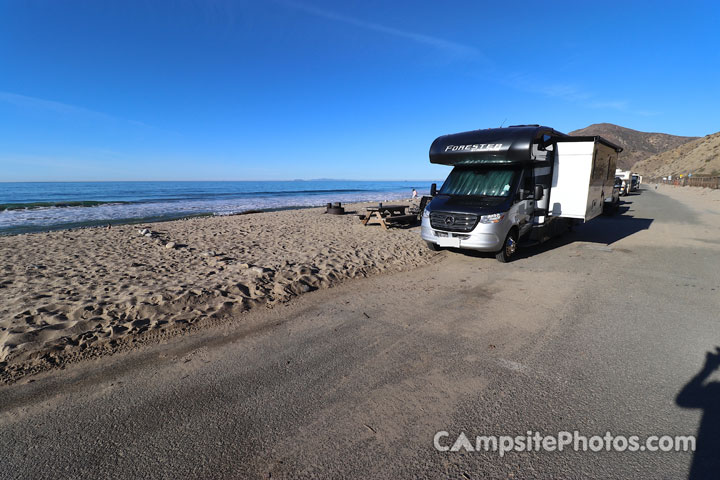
top-left (0, 179), bottom-right (445, 184)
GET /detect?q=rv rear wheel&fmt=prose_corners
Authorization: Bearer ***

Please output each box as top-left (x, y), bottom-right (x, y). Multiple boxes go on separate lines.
top-left (426, 241), bottom-right (441, 252)
top-left (496, 230), bottom-right (518, 263)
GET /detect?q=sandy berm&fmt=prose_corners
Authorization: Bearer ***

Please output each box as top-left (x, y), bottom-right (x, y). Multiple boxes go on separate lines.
top-left (0, 202), bottom-right (438, 382)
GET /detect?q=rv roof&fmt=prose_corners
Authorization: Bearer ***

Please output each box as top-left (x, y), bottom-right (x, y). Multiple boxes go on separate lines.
top-left (560, 135), bottom-right (623, 152)
top-left (429, 126), bottom-right (622, 166)
top-left (429, 126), bottom-right (564, 166)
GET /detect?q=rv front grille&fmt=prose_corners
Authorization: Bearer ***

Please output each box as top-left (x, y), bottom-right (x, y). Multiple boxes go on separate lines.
top-left (429, 212), bottom-right (478, 232)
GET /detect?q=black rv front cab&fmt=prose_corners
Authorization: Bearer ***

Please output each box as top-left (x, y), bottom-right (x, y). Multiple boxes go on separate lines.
top-left (421, 126), bottom-right (568, 262)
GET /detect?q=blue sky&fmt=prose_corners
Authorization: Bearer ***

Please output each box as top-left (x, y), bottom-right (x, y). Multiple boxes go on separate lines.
top-left (1, 0), bottom-right (719, 181)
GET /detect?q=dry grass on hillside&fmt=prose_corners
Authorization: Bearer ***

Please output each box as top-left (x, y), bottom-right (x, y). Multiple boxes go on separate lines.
top-left (633, 131), bottom-right (720, 178)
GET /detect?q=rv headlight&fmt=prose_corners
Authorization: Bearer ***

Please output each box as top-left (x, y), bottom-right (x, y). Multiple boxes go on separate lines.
top-left (479, 213), bottom-right (506, 224)
top-left (422, 207), bottom-right (430, 218)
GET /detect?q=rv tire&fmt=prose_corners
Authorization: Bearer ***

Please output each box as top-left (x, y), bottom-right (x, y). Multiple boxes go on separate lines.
top-left (426, 241), bottom-right (441, 252)
top-left (496, 229), bottom-right (518, 263)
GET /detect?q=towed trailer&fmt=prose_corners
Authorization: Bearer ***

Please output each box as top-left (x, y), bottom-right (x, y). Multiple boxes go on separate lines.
top-left (421, 125), bottom-right (622, 262)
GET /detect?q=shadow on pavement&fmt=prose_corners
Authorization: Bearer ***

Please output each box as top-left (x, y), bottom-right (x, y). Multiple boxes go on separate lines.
top-left (449, 204), bottom-right (654, 261)
top-left (564, 211), bottom-right (654, 246)
top-left (676, 347), bottom-right (720, 480)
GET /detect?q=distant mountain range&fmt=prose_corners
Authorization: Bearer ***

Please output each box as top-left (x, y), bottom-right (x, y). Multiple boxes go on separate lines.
top-left (569, 123), bottom-right (699, 170)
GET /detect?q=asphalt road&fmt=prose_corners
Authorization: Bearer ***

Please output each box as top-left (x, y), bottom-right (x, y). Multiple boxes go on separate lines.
top-left (2, 187), bottom-right (719, 479)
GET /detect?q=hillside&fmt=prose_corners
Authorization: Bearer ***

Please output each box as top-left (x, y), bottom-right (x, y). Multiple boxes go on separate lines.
top-left (632, 131), bottom-right (720, 178)
top-left (569, 123), bottom-right (698, 170)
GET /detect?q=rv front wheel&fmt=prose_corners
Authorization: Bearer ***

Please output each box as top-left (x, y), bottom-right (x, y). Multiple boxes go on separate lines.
top-left (496, 230), bottom-right (518, 263)
top-left (426, 241), bottom-right (441, 252)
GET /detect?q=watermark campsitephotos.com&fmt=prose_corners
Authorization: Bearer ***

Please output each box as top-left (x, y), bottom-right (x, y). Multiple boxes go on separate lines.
top-left (434, 431), bottom-right (696, 457)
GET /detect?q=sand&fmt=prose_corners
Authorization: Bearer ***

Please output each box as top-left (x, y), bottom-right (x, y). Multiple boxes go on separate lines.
top-left (654, 182), bottom-right (720, 203)
top-left (0, 202), bottom-right (437, 381)
top-left (5, 184), bottom-right (716, 382)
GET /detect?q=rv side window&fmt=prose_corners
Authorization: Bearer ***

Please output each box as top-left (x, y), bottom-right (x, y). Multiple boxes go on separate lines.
top-left (517, 169), bottom-right (535, 200)
top-left (536, 134), bottom-right (554, 151)
top-left (532, 135), bottom-right (553, 160)
top-left (524, 174), bottom-right (534, 194)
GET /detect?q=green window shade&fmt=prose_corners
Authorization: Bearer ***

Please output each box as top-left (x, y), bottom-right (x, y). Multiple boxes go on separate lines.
top-left (440, 169), bottom-right (516, 197)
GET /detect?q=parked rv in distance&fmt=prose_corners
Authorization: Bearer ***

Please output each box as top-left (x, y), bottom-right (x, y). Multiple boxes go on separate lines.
top-left (421, 125), bottom-right (622, 262)
top-left (615, 169), bottom-right (633, 196)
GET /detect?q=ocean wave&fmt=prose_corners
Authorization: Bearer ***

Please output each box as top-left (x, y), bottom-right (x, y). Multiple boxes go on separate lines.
top-left (0, 191), bottom-right (415, 235)
top-left (0, 200), bottom-right (126, 211)
top-left (0, 189), bottom-right (377, 212)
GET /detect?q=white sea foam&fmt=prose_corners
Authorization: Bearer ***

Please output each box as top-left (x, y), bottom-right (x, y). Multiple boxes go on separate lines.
top-left (0, 190), bottom-right (413, 234)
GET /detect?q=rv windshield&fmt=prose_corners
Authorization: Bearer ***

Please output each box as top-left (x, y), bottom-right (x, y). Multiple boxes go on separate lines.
top-left (439, 168), bottom-right (518, 197)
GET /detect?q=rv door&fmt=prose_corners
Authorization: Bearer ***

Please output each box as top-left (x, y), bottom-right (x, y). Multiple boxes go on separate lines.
top-left (515, 168), bottom-right (535, 238)
top-left (532, 135), bottom-right (554, 218)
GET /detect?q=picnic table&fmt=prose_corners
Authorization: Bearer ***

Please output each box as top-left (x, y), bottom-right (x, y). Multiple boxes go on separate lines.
top-left (361, 204), bottom-right (412, 229)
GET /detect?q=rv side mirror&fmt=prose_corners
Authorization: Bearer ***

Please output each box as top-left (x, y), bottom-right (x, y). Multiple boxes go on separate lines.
top-left (534, 185), bottom-right (544, 200)
top-left (430, 183), bottom-right (437, 196)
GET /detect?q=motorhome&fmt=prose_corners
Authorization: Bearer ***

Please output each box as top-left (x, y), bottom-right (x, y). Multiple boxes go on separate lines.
top-left (631, 173), bottom-right (642, 191)
top-left (615, 169), bottom-right (633, 195)
top-left (421, 125), bottom-right (622, 262)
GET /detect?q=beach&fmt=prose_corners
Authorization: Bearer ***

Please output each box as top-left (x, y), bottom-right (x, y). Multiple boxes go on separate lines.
top-left (0, 201), bottom-right (436, 382)
top-left (4, 184), bottom-right (720, 383)
top-left (3, 186), bottom-right (720, 478)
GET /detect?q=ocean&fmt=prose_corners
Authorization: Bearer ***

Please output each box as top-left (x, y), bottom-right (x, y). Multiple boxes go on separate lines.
top-left (0, 181), bottom-right (437, 235)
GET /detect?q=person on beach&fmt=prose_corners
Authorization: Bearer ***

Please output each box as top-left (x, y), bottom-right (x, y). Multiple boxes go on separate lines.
top-left (412, 188), bottom-right (418, 199)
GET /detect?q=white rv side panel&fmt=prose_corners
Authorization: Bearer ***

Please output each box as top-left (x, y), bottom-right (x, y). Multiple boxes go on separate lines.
top-left (616, 169), bottom-right (632, 182)
top-left (548, 141), bottom-right (598, 220)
